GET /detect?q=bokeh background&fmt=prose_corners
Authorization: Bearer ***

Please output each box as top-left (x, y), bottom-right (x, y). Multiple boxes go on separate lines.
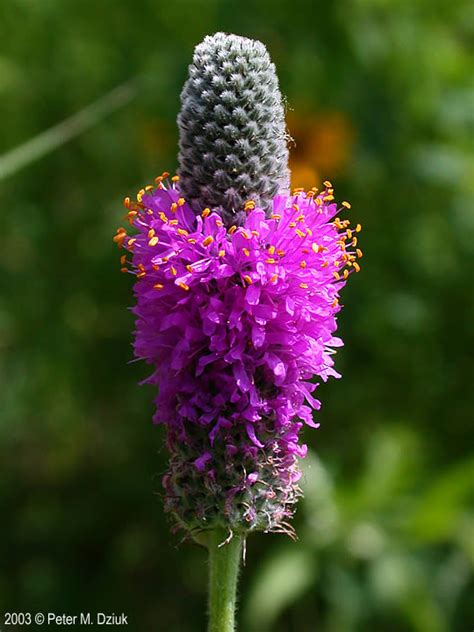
top-left (1, 0), bottom-right (473, 630)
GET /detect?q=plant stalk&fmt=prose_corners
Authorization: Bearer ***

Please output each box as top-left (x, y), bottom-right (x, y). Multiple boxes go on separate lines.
top-left (207, 529), bottom-right (243, 632)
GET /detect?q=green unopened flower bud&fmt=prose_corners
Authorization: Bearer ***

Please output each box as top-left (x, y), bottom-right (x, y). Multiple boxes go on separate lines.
top-left (177, 32), bottom-right (290, 225)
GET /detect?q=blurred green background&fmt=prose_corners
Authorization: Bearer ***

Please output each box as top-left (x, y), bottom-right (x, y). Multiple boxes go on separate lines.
top-left (1, 0), bottom-right (473, 630)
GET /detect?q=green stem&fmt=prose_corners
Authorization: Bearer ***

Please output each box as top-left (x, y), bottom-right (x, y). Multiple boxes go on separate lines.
top-left (207, 529), bottom-right (243, 632)
top-left (0, 80), bottom-right (136, 181)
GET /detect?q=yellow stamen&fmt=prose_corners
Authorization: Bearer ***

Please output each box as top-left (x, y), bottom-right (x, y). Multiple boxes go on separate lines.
top-left (177, 198), bottom-right (185, 206)
top-left (299, 282), bottom-right (308, 289)
top-left (127, 210), bottom-right (137, 224)
top-left (243, 274), bottom-right (253, 285)
top-left (355, 223), bottom-right (362, 232)
top-left (170, 266), bottom-right (177, 276)
top-left (300, 260), bottom-right (307, 268)
top-left (171, 175), bottom-right (179, 183)
top-left (356, 248), bottom-right (363, 258)
top-left (342, 201), bottom-right (351, 209)
top-left (177, 228), bottom-right (189, 237)
top-left (218, 250), bottom-right (225, 257)
top-left (268, 245), bottom-right (276, 255)
top-left (353, 262), bottom-right (361, 272)
top-left (295, 228), bottom-right (306, 238)
top-left (243, 248), bottom-right (250, 257)
top-left (113, 228), bottom-right (127, 245)
top-left (203, 236), bottom-right (214, 247)
top-left (333, 272), bottom-right (340, 280)
top-left (270, 274), bottom-right (278, 283)
top-left (186, 265), bottom-right (194, 273)
top-left (202, 207), bottom-right (211, 218)
top-left (323, 180), bottom-right (332, 188)
top-left (154, 283), bottom-right (164, 290)
top-left (148, 236), bottom-right (159, 247)
top-left (170, 203), bottom-right (178, 213)
top-left (228, 225), bottom-right (237, 235)
top-left (178, 282), bottom-right (190, 291)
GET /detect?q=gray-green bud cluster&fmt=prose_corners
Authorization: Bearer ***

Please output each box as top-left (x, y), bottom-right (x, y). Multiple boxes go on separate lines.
top-left (177, 32), bottom-right (290, 226)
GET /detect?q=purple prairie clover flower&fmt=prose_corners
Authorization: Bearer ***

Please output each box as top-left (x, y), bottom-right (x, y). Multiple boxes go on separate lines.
top-left (114, 175), bottom-right (362, 536)
top-left (116, 33), bottom-right (362, 632)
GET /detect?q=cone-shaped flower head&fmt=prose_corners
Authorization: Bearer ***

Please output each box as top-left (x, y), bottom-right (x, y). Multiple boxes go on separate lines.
top-left (115, 33), bottom-right (361, 538)
top-left (177, 32), bottom-right (290, 226)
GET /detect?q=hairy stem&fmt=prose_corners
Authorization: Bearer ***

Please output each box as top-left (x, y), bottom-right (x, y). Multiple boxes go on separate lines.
top-left (207, 529), bottom-right (243, 632)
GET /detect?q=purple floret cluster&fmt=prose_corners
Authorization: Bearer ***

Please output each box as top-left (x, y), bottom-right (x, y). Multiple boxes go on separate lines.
top-left (115, 175), bottom-right (361, 535)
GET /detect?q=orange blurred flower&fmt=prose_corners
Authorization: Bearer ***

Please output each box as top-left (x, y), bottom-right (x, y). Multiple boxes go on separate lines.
top-left (288, 111), bottom-right (355, 188)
